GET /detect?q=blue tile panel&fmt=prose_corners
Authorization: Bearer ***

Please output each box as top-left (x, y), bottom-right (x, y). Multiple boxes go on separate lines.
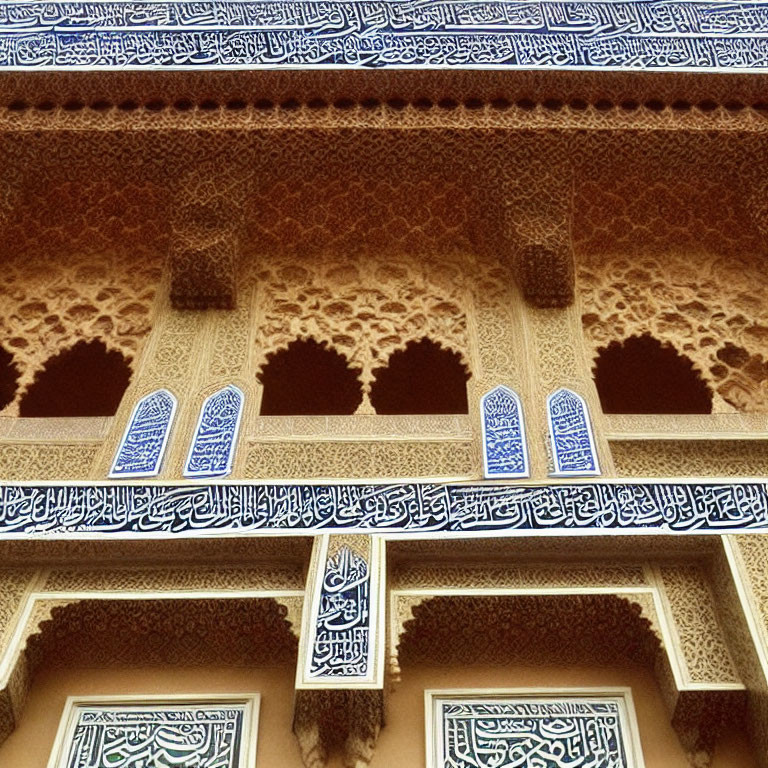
top-left (547, 388), bottom-right (600, 476)
top-left (184, 385), bottom-right (244, 479)
top-left (1, 1), bottom-right (768, 70)
top-left (482, 386), bottom-right (529, 479)
top-left (109, 389), bottom-right (177, 478)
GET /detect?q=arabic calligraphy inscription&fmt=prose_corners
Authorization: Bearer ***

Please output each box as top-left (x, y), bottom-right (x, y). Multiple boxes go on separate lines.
top-left (184, 385), bottom-right (244, 478)
top-left (56, 702), bottom-right (252, 768)
top-left (432, 694), bottom-right (637, 768)
top-left (1, 1), bottom-right (768, 70)
top-left (109, 389), bottom-right (177, 478)
top-left (481, 386), bottom-right (529, 479)
top-left (309, 546), bottom-right (371, 679)
top-left (547, 388), bottom-right (600, 476)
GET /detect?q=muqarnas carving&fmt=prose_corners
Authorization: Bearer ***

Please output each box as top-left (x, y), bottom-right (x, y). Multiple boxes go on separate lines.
top-left (547, 388), bottom-right (600, 476)
top-left (49, 697), bottom-right (259, 768)
top-left (109, 389), bottom-right (177, 478)
top-left (427, 692), bottom-right (643, 768)
top-left (481, 386), bottom-right (529, 479)
top-left (308, 546), bottom-right (371, 679)
top-left (184, 385), bottom-right (244, 478)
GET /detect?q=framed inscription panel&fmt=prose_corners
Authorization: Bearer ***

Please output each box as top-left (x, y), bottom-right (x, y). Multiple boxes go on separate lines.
top-left (47, 694), bottom-right (260, 768)
top-left (426, 688), bottom-right (645, 768)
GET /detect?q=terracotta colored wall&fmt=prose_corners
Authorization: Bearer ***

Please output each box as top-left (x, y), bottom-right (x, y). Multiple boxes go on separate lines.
top-left (0, 663), bottom-right (758, 767)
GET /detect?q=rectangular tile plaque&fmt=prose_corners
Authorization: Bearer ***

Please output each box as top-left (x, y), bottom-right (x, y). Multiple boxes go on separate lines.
top-left (48, 695), bottom-right (260, 768)
top-left (426, 689), bottom-right (644, 768)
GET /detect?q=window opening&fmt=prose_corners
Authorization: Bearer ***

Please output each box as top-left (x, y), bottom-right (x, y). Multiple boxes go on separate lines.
top-left (258, 338), bottom-right (363, 415)
top-left (593, 333), bottom-right (712, 414)
top-left (19, 340), bottom-right (132, 417)
top-left (370, 338), bottom-right (470, 415)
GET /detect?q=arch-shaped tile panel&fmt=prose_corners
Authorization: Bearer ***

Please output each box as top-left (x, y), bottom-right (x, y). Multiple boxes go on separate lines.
top-left (546, 388), bottom-right (600, 476)
top-left (109, 389), bottom-right (177, 478)
top-left (481, 385), bottom-right (529, 479)
top-left (184, 385), bottom-right (244, 478)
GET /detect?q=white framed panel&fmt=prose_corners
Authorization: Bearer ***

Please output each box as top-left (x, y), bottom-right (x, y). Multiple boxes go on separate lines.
top-left (426, 687), bottom-right (645, 768)
top-left (47, 693), bottom-right (260, 768)
top-left (297, 535), bottom-right (386, 689)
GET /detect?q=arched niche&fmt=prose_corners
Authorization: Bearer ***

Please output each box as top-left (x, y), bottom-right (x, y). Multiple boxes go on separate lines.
top-left (19, 340), bottom-right (132, 418)
top-left (258, 338), bottom-right (363, 416)
top-left (370, 338), bottom-right (470, 415)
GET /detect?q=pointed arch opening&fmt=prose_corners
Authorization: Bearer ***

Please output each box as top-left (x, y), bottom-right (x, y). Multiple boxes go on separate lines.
top-left (370, 338), bottom-right (470, 415)
top-left (0, 345), bottom-right (20, 411)
top-left (19, 340), bottom-right (132, 417)
top-left (593, 334), bottom-right (712, 414)
top-left (258, 338), bottom-right (363, 416)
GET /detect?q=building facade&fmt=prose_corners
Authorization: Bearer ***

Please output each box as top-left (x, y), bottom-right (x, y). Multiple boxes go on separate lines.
top-left (0, 4), bottom-right (768, 767)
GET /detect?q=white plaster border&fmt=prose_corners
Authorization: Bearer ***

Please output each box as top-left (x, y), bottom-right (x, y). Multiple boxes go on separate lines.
top-left (425, 687), bottom-right (645, 768)
top-left (46, 693), bottom-right (261, 768)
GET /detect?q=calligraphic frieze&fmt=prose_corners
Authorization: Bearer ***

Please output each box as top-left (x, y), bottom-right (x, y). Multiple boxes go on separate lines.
top-left (481, 385), bottom-right (529, 479)
top-left (547, 388), bottom-right (601, 477)
top-left (1, 1), bottom-right (768, 70)
top-left (184, 385), bottom-right (244, 479)
top-left (1, 481), bottom-right (768, 538)
top-left (50, 696), bottom-right (260, 768)
top-left (427, 690), bottom-right (643, 768)
top-left (109, 389), bottom-right (177, 479)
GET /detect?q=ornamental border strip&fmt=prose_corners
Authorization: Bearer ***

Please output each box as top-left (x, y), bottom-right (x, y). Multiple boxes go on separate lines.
top-left (0, 480), bottom-right (766, 538)
top-left (2, 0), bottom-right (768, 72)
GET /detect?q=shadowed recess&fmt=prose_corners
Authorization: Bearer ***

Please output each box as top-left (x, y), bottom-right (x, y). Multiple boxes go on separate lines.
top-left (0, 345), bottom-right (20, 411)
top-left (594, 333), bottom-right (712, 414)
top-left (370, 338), bottom-right (470, 415)
top-left (19, 340), bottom-right (132, 417)
top-left (258, 338), bottom-right (363, 415)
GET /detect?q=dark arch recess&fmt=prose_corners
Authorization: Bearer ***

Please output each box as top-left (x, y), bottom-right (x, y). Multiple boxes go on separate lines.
top-left (258, 338), bottom-right (363, 416)
top-left (19, 340), bottom-right (132, 417)
top-left (593, 333), bottom-right (712, 414)
top-left (370, 338), bottom-right (470, 415)
top-left (0, 345), bottom-right (20, 411)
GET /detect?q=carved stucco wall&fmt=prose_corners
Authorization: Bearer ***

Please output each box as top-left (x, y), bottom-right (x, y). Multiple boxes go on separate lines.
top-left (0, 128), bottom-right (765, 479)
top-left (0, 180), bottom-right (166, 416)
top-left (575, 138), bottom-right (768, 414)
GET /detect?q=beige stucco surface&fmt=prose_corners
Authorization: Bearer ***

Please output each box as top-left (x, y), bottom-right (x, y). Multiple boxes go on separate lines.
top-left (2, 662), bottom-right (757, 767)
top-left (0, 666), bottom-right (302, 768)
